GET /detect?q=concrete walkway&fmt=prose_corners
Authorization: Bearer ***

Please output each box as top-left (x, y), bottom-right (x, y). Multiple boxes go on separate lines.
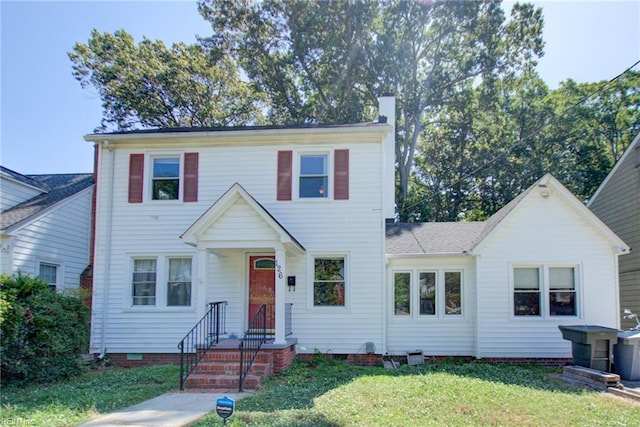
top-left (79, 392), bottom-right (250, 427)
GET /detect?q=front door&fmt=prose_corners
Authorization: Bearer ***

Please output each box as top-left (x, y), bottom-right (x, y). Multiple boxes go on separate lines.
top-left (248, 256), bottom-right (275, 330)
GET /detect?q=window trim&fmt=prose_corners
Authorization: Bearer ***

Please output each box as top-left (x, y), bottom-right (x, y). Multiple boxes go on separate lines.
top-left (308, 253), bottom-right (349, 310)
top-left (127, 253), bottom-right (195, 311)
top-left (150, 154), bottom-right (182, 202)
top-left (390, 268), bottom-right (465, 319)
top-left (38, 261), bottom-right (60, 291)
top-left (297, 152), bottom-right (330, 200)
top-left (510, 263), bottom-right (581, 319)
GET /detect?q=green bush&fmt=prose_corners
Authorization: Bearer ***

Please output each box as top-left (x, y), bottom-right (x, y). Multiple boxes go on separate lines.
top-left (1, 273), bottom-right (90, 384)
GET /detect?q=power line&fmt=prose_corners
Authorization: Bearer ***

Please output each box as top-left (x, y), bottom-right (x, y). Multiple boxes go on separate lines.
top-left (400, 59), bottom-right (640, 216)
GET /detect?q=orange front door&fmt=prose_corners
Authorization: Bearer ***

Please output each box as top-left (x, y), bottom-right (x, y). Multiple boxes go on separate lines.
top-left (248, 256), bottom-right (275, 329)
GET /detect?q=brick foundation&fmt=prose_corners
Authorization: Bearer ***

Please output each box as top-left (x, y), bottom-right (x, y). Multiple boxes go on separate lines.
top-left (102, 353), bottom-right (182, 368)
top-left (102, 351), bottom-right (570, 369)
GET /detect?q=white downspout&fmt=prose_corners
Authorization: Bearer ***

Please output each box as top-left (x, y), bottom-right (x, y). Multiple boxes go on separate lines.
top-left (99, 141), bottom-right (115, 358)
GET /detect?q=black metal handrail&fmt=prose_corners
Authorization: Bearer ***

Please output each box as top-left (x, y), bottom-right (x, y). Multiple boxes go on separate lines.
top-left (178, 301), bottom-right (227, 391)
top-left (239, 304), bottom-right (267, 392)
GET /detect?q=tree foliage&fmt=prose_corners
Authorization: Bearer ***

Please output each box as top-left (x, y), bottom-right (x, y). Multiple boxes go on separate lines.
top-left (69, 29), bottom-right (265, 131)
top-left (1, 273), bottom-right (90, 384)
top-left (70, 1), bottom-right (639, 222)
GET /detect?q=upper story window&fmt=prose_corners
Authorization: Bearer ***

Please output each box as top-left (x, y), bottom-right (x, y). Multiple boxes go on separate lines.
top-left (128, 153), bottom-right (198, 203)
top-left (277, 149), bottom-right (349, 201)
top-left (299, 154), bottom-right (328, 198)
top-left (152, 157), bottom-right (180, 200)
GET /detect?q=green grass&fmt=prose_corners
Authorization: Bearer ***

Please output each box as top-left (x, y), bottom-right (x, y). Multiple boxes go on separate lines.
top-left (1, 364), bottom-right (179, 426)
top-left (2, 359), bottom-right (639, 427)
top-left (195, 357), bottom-right (640, 427)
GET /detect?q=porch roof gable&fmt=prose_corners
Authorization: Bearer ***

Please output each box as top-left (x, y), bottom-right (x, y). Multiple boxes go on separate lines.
top-left (180, 183), bottom-right (305, 254)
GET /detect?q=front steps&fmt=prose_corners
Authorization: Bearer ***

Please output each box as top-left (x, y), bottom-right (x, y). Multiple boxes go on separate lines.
top-left (185, 347), bottom-right (273, 392)
top-left (183, 338), bottom-right (297, 392)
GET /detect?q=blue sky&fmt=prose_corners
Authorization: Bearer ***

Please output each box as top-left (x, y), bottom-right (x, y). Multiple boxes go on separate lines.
top-left (1, 0), bottom-right (639, 174)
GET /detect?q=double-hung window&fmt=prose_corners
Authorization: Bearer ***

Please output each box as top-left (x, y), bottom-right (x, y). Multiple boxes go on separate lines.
top-left (167, 258), bottom-right (192, 306)
top-left (513, 267), bottom-right (541, 316)
top-left (39, 262), bottom-right (58, 291)
top-left (513, 265), bottom-right (578, 317)
top-left (313, 257), bottom-right (345, 307)
top-left (131, 256), bottom-right (193, 307)
top-left (152, 157), bottom-right (180, 200)
top-left (549, 267), bottom-right (576, 316)
top-left (299, 154), bottom-right (328, 198)
top-left (132, 259), bottom-right (157, 306)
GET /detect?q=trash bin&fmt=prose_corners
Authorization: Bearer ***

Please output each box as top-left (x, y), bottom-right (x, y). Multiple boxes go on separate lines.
top-left (558, 325), bottom-right (619, 372)
top-left (613, 330), bottom-right (640, 380)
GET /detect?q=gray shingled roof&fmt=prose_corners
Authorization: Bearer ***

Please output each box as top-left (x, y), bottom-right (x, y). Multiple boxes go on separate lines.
top-left (386, 222), bottom-right (486, 255)
top-left (1, 170), bottom-right (94, 232)
top-left (386, 174), bottom-right (553, 256)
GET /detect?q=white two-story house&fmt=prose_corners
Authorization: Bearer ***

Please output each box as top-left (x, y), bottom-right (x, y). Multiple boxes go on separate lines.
top-left (84, 97), bottom-right (628, 370)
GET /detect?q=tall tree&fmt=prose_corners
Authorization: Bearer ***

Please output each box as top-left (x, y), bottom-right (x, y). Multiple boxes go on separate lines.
top-left (198, 0), bottom-right (545, 220)
top-left (69, 29), bottom-right (264, 131)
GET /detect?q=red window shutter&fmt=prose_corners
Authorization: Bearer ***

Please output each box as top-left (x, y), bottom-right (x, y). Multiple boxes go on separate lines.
top-left (334, 149), bottom-right (349, 200)
top-left (277, 150), bottom-right (292, 201)
top-left (183, 152), bottom-right (199, 202)
top-left (128, 154), bottom-right (144, 203)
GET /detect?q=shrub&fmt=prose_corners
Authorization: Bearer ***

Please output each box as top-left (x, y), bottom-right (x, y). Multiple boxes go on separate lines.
top-left (1, 273), bottom-right (90, 384)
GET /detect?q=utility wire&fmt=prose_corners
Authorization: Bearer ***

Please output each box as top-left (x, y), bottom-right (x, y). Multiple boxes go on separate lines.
top-left (400, 58), bottom-right (640, 216)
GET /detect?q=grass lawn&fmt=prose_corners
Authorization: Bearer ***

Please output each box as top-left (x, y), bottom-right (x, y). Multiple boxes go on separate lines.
top-left (1, 364), bottom-right (179, 426)
top-left (194, 356), bottom-right (640, 427)
top-left (2, 357), bottom-right (639, 426)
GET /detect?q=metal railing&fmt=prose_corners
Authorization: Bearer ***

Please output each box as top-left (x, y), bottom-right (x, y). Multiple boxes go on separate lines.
top-left (178, 301), bottom-right (227, 391)
top-left (239, 304), bottom-right (267, 392)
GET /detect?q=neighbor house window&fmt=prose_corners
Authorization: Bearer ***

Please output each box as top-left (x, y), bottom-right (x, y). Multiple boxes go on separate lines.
top-left (549, 267), bottom-right (576, 316)
top-left (514, 267), bottom-right (541, 316)
top-left (419, 272), bottom-right (436, 315)
top-left (152, 157), bottom-right (180, 200)
top-left (299, 154), bottom-right (328, 198)
top-left (444, 271), bottom-right (462, 315)
top-left (132, 259), bottom-right (157, 305)
top-left (167, 258), bottom-right (192, 306)
top-left (313, 257), bottom-right (345, 306)
top-left (39, 262), bottom-right (58, 291)
top-left (394, 272), bottom-right (411, 315)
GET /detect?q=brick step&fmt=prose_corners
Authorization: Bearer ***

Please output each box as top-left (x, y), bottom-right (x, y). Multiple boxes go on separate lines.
top-left (200, 350), bottom-right (273, 364)
top-left (185, 373), bottom-right (262, 390)
top-left (192, 361), bottom-right (273, 377)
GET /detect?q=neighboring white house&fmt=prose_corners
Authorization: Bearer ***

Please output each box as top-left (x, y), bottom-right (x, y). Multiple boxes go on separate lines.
top-left (0, 166), bottom-right (94, 291)
top-left (588, 132), bottom-right (640, 330)
top-left (83, 97), bottom-right (628, 363)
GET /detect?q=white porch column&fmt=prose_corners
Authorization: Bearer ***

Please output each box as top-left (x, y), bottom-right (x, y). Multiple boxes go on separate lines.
top-left (274, 248), bottom-right (287, 344)
top-left (197, 248), bottom-right (208, 319)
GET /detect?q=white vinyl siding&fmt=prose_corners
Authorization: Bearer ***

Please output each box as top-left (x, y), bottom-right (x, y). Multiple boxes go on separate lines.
top-left (386, 257), bottom-right (475, 356)
top-left (7, 187), bottom-right (92, 291)
top-left (91, 136), bottom-right (386, 354)
top-left (477, 190), bottom-right (618, 359)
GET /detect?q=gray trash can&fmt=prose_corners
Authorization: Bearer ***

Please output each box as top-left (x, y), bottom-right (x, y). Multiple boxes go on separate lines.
top-left (613, 330), bottom-right (640, 380)
top-left (558, 325), bottom-right (619, 372)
